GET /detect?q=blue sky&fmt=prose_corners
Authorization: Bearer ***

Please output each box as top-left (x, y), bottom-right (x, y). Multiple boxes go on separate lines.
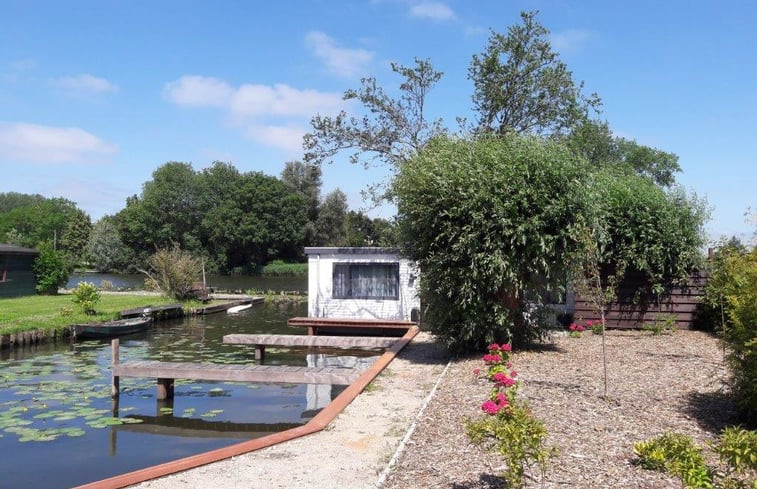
top-left (1, 0), bottom-right (755, 243)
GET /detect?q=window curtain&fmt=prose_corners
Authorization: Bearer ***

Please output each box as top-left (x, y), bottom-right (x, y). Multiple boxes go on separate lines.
top-left (333, 263), bottom-right (399, 299)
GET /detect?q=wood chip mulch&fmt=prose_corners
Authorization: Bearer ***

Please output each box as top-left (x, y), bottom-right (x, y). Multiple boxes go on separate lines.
top-left (383, 329), bottom-right (737, 488)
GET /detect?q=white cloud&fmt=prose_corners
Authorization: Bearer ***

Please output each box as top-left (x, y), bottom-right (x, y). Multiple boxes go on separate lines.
top-left (164, 75), bottom-right (346, 153)
top-left (305, 31), bottom-right (374, 78)
top-left (0, 122), bottom-right (117, 163)
top-left (246, 125), bottom-right (307, 154)
top-left (51, 74), bottom-right (120, 95)
top-left (230, 83), bottom-right (344, 118)
top-left (409, 2), bottom-right (455, 21)
top-left (163, 75), bottom-right (234, 107)
top-left (549, 29), bottom-right (591, 54)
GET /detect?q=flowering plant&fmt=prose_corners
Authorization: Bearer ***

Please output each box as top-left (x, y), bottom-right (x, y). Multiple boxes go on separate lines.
top-left (467, 341), bottom-right (556, 487)
top-left (473, 343), bottom-right (519, 416)
top-left (568, 322), bottom-right (585, 338)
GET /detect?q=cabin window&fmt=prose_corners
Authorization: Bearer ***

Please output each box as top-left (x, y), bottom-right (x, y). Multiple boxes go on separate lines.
top-left (332, 262), bottom-right (399, 300)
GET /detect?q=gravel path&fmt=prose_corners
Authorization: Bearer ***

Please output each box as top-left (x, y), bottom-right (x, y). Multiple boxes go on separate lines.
top-left (383, 330), bottom-right (735, 488)
top-left (131, 329), bottom-right (735, 489)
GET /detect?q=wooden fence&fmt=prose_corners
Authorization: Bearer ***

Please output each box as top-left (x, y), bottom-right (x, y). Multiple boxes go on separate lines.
top-left (572, 270), bottom-right (709, 330)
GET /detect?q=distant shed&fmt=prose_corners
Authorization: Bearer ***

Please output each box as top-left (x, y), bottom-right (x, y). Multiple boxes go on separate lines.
top-left (0, 244), bottom-right (39, 298)
top-left (305, 247), bottom-right (420, 322)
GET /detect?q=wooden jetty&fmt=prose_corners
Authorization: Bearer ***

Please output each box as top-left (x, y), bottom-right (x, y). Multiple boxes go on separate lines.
top-left (287, 317), bottom-right (416, 336)
top-left (110, 339), bottom-right (361, 400)
top-left (193, 297), bottom-right (263, 315)
top-left (223, 333), bottom-right (398, 362)
top-left (120, 303), bottom-right (184, 320)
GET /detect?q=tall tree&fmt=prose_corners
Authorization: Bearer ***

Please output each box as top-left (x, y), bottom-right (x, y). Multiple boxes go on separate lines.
top-left (280, 160), bottom-right (322, 221)
top-left (314, 189), bottom-right (348, 246)
top-left (87, 216), bottom-right (133, 272)
top-left (566, 119), bottom-right (682, 187)
top-left (59, 208), bottom-right (92, 266)
top-left (304, 58), bottom-right (445, 201)
top-left (469, 10), bottom-right (600, 136)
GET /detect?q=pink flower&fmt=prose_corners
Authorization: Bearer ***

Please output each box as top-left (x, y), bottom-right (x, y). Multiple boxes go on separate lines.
top-left (585, 320), bottom-right (594, 327)
top-left (494, 392), bottom-right (509, 406)
top-left (487, 343), bottom-right (500, 351)
top-left (576, 325), bottom-right (585, 332)
top-left (481, 400), bottom-right (501, 415)
top-left (501, 343), bottom-right (512, 352)
top-left (483, 354), bottom-right (501, 364)
top-left (506, 362), bottom-right (513, 369)
top-left (492, 372), bottom-right (508, 383)
top-left (569, 323), bottom-right (577, 331)
top-left (473, 368), bottom-right (481, 376)
top-left (510, 370), bottom-right (518, 378)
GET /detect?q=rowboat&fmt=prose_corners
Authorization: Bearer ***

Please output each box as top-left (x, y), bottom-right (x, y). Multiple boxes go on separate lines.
top-left (227, 304), bottom-right (252, 314)
top-left (71, 316), bottom-right (153, 339)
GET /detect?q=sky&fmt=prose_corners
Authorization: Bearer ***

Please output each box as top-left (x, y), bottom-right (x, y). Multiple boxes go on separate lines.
top-left (1, 0), bottom-right (755, 244)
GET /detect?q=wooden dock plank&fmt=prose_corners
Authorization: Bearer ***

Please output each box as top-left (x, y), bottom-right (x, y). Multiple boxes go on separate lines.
top-left (113, 361), bottom-right (360, 385)
top-left (222, 334), bottom-right (397, 349)
top-left (287, 317), bottom-right (415, 336)
top-left (287, 317), bottom-right (414, 328)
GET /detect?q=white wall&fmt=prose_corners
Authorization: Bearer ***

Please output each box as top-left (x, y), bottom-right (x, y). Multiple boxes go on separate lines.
top-left (306, 247), bottom-right (420, 321)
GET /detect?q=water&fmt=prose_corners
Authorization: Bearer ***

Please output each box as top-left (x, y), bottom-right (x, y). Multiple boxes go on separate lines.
top-left (67, 272), bottom-right (307, 294)
top-left (0, 296), bottom-right (379, 488)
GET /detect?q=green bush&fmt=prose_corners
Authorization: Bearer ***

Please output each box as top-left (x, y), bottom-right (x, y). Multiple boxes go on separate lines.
top-left (260, 260), bottom-right (307, 277)
top-left (635, 428), bottom-right (757, 489)
top-left (32, 243), bottom-right (73, 295)
top-left (395, 135), bottom-right (594, 350)
top-left (634, 432), bottom-right (713, 488)
top-left (71, 281), bottom-right (100, 314)
top-left (140, 243), bottom-right (202, 300)
top-left (705, 245), bottom-right (757, 426)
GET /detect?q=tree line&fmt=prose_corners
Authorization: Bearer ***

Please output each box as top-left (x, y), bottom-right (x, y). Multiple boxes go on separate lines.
top-left (0, 162), bottom-right (395, 279)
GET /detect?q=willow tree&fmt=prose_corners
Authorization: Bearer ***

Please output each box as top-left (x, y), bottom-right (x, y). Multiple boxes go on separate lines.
top-left (395, 134), bottom-right (593, 351)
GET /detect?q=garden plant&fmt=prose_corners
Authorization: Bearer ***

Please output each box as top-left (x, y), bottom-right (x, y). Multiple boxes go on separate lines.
top-left (467, 342), bottom-right (556, 487)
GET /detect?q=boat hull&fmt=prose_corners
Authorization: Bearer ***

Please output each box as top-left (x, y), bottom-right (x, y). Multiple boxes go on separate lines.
top-left (72, 317), bottom-right (153, 339)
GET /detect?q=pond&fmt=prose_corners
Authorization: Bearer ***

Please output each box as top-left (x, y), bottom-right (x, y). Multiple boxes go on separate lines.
top-left (0, 299), bottom-right (379, 488)
top-left (67, 272), bottom-right (307, 294)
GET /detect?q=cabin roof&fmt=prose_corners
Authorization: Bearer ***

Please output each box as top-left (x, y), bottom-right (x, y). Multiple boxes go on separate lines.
top-left (0, 244), bottom-right (39, 256)
top-left (304, 247), bottom-right (400, 256)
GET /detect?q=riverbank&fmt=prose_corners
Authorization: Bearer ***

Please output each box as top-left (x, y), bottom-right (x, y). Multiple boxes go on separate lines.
top-left (0, 293), bottom-right (249, 348)
top-left (132, 329), bottom-right (739, 489)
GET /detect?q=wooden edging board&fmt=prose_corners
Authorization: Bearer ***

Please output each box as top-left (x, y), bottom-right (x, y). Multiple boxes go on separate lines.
top-left (71, 325), bottom-right (420, 489)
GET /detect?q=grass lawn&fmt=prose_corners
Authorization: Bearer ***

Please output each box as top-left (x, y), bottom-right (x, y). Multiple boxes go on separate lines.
top-left (0, 294), bottom-right (189, 335)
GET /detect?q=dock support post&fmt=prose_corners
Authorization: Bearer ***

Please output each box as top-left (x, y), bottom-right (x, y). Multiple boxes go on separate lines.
top-left (254, 345), bottom-right (265, 363)
top-left (157, 378), bottom-right (174, 400)
top-left (111, 339), bottom-right (120, 398)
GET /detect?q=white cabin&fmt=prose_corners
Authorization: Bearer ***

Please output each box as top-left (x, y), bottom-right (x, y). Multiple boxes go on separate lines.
top-left (305, 247), bottom-right (420, 322)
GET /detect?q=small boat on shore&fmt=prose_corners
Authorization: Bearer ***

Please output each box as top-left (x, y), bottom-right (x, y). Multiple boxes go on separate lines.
top-left (71, 316), bottom-right (153, 339)
top-left (227, 304), bottom-right (252, 314)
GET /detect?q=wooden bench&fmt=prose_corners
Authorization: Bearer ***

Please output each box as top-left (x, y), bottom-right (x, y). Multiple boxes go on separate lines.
top-left (110, 339), bottom-right (360, 400)
top-left (223, 333), bottom-right (398, 362)
top-left (287, 317), bottom-right (416, 336)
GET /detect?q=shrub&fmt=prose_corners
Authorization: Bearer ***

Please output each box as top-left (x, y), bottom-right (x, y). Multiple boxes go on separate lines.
top-left (140, 243), bottom-right (202, 300)
top-left (71, 281), bottom-right (100, 314)
top-left (467, 343), bottom-right (556, 487)
top-left (395, 135), bottom-right (594, 351)
top-left (260, 260), bottom-right (308, 277)
top-left (635, 428), bottom-right (757, 489)
top-left (32, 243), bottom-right (73, 295)
top-left (705, 245), bottom-right (757, 426)
top-left (634, 432), bottom-right (713, 488)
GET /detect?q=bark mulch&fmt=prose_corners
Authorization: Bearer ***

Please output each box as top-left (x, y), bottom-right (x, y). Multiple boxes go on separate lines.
top-left (383, 329), bottom-right (736, 488)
